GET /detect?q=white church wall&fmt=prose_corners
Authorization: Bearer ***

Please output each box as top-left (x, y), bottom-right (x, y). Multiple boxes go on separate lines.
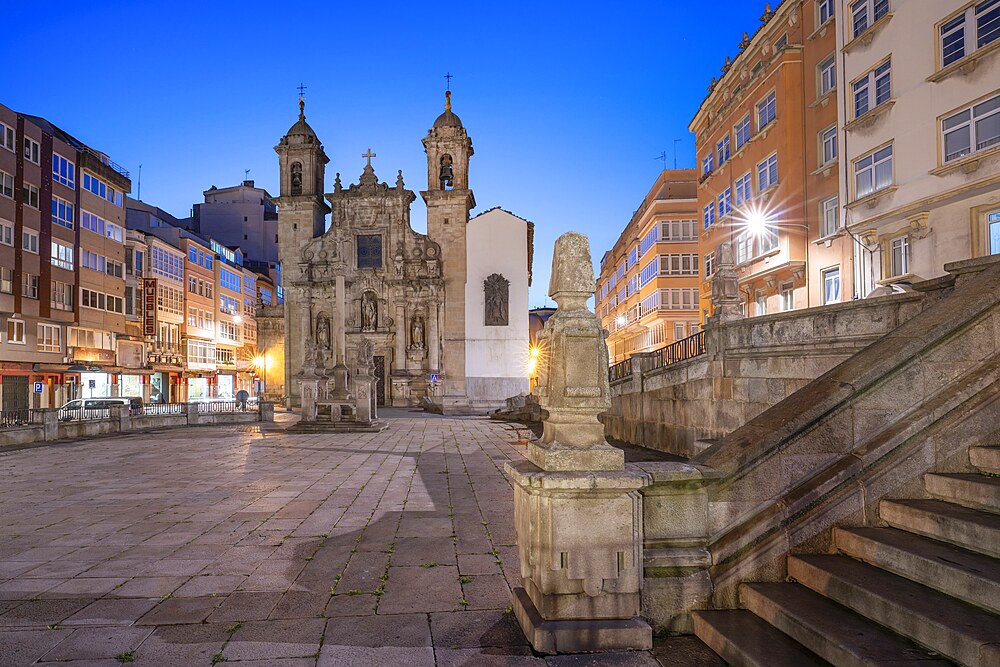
top-left (465, 208), bottom-right (530, 409)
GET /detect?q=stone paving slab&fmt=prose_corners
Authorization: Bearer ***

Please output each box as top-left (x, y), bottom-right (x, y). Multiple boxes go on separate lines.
top-left (0, 413), bottom-right (693, 665)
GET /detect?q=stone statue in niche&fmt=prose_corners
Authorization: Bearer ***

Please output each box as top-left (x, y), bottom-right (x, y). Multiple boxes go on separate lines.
top-left (302, 337), bottom-right (318, 371)
top-left (440, 154), bottom-right (454, 188)
top-left (357, 338), bottom-right (374, 371)
top-left (410, 314), bottom-right (425, 349)
top-left (315, 314), bottom-right (331, 350)
top-left (291, 162), bottom-right (303, 195)
top-left (484, 273), bottom-right (510, 326)
top-left (362, 292), bottom-right (378, 331)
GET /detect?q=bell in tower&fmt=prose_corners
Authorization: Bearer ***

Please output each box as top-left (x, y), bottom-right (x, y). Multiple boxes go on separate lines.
top-left (423, 90), bottom-right (473, 192)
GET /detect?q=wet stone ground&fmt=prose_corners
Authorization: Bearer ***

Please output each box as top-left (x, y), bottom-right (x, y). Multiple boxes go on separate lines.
top-left (0, 410), bottom-right (719, 666)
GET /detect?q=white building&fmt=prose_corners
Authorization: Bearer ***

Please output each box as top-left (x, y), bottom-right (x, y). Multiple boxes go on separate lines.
top-left (836, 0), bottom-right (1000, 296)
top-left (464, 207), bottom-right (533, 410)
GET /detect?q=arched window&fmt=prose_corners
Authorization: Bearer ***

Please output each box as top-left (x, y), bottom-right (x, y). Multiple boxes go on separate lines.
top-left (290, 162), bottom-right (303, 195)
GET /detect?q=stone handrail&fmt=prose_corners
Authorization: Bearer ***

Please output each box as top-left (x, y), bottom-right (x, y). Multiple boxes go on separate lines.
top-left (637, 255), bottom-right (1000, 629)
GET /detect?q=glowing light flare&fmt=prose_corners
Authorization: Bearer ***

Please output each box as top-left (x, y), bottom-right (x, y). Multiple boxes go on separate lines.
top-left (526, 344), bottom-right (545, 378)
top-left (254, 355), bottom-right (268, 369)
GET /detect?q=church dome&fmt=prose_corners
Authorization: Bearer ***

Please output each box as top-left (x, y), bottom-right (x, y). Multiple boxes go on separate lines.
top-left (433, 91), bottom-right (463, 129)
top-left (283, 98), bottom-right (319, 142)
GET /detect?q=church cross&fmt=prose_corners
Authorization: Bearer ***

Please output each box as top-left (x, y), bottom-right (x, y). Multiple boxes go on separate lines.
top-left (444, 72), bottom-right (453, 91)
top-left (297, 82), bottom-right (307, 98)
top-left (362, 147), bottom-right (376, 167)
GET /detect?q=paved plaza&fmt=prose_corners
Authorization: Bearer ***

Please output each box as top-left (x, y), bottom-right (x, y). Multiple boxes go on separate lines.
top-left (0, 412), bottom-right (709, 666)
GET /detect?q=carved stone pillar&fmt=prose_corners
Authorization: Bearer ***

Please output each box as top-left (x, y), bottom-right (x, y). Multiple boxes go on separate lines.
top-left (506, 232), bottom-right (651, 654)
top-left (330, 275), bottom-right (351, 400)
top-left (394, 303), bottom-right (406, 371)
top-left (429, 300), bottom-right (441, 372)
top-left (710, 241), bottom-right (742, 323)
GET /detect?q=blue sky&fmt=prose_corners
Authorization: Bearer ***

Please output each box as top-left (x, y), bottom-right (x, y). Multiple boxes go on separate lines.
top-left (3, 0), bottom-right (769, 307)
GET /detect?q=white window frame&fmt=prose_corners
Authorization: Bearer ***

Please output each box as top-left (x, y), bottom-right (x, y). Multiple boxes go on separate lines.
top-left (702, 152), bottom-right (713, 176)
top-left (941, 91), bottom-right (1000, 163)
top-left (821, 196), bottom-right (839, 237)
top-left (939, 0), bottom-right (1000, 69)
top-left (0, 170), bottom-right (12, 199)
top-left (52, 153), bottom-right (76, 188)
top-left (735, 115), bottom-right (752, 149)
top-left (757, 153), bottom-right (778, 191)
top-left (754, 290), bottom-right (767, 317)
top-left (6, 318), bottom-right (25, 344)
top-left (37, 324), bottom-right (61, 353)
top-left (889, 235), bottom-right (910, 277)
top-left (703, 202), bottom-right (716, 229)
top-left (0, 267), bottom-right (12, 294)
top-left (987, 209), bottom-right (1000, 254)
top-left (851, 0), bottom-right (889, 39)
top-left (22, 229), bottom-right (39, 254)
top-left (0, 220), bottom-right (13, 246)
top-left (854, 144), bottom-right (893, 199)
top-left (780, 282), bottom-right (794, 311)
top-left (22, 273), bottom-right (38, 300)
top-left (823, 267), bottom-right (841, 304)
top-left (0, 122), bottom-right (13, 152)
top-left (52, 196), bottom-right (75, 229)
top-left (717, 135), bottom-right (731, 164)
top-left (853, 59), bottom-right (891, 119)
top-left (757, 91), bottom-right (777, 131)
top-left (22, 183), bottom-right (39, 209)
top-left (23, 137), bottom-right (40, 165)
top-left (819, 55), bottom-right (836, 96)
top-left (818, 0), bottom-right (835, 25)
top-left (735, 171), bottom-right (753, 206)
top-left (821, 125), bottom-right (838, 165)
top-left (51, 240), bottom-right (74, 271)
top-left (718, 188), bottom-right (732, 217)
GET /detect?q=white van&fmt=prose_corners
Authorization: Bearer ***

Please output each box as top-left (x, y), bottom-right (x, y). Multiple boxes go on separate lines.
top-left (58, 397), bottom-right (143, 420)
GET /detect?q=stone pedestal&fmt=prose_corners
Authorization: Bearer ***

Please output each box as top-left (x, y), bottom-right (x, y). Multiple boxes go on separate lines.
top-left (507, 232), bottom-right (651, 654)
top-left (507, 461), bottom-right (651, 653)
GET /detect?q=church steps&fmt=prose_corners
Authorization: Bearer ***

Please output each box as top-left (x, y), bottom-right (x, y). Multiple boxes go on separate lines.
top-left (787, 554), bottom-right (1000, 667)
top-left (879, 499), bottom-right (1000, 558)
top-left (738, 582), bottom-right (951, 667)
top-left (833, 527), bottom-right (1000, 615)
top-left (969, 446), bottom-right (1000, 475)
top-left (691, 609), bottom-right (832, 667)
top-left (923, 473), bottom-right (1000, 513)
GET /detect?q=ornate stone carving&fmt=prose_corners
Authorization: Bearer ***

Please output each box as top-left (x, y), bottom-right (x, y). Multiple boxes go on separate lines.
top-left (410, 314), bottom-right (426, 349)
top-left (711, 242), bottom-right (743, 322)
top-left (315, 314), bottom-right (331, 350)
top-left (484, 273), bottom-right (510, 326)
top-left (361, 292), bottom-right (378, 331)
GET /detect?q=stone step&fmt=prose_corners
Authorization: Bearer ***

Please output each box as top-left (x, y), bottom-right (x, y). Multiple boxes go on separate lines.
top-left (834, 526), bottom-right (1000, 615)
top-left (924, 473), bottom-right (1000, 512)
top-left (692, 609), bottom-right (831, 667)
top-left (880, 498), bottom-right (1000, 558)
top-left (740, 582), bottom-right (951, 667)
top-left (789, 554), bottom-right (1000, 667)
top-left (969, 446), bottom-right (1000, 475)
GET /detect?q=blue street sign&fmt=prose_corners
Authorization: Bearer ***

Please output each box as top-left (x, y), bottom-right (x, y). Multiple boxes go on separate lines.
top-left (33, 382), bottom-right (43, 393)
top-left (430, 374), bottom-right (439, 383)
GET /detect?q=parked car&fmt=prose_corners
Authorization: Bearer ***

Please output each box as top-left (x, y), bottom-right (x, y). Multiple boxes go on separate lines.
top-left (59, 397), bottom-right (144, 420)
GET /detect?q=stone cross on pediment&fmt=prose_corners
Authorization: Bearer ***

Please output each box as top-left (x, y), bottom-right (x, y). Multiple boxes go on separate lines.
top-left (362, 148), bottom-right (376, 167)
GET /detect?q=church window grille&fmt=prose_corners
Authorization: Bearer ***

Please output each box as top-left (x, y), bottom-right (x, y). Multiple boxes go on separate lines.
top-left (357, 235), bottom-right (383, 269)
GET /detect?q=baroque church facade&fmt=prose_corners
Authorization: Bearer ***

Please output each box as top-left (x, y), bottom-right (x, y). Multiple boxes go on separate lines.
top-left (273, 92), bottom-right (532, 414)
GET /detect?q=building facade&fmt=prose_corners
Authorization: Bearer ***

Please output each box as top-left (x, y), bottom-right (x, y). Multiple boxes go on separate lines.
top-left (691, 0), bottom-right (853, 320)
top-left (275, 93), bottom-right (532, 412)
top-left (596, 169), bottom-right (700, 364)
top-left (836, 0), bottom-right (1000, 295)
top-left (0, 102), bottom-right (136, 411)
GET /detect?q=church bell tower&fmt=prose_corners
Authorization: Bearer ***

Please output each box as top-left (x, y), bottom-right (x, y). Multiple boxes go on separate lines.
top-left (422, 90), bottom-right (475, 414)
top-left (274, 96), bottom-right (331, 406)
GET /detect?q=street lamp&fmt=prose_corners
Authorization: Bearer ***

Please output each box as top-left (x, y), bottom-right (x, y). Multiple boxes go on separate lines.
top-left (254, 355), bottom-right (267, 399)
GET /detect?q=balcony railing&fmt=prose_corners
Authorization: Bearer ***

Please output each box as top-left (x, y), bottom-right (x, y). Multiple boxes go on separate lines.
top-left (0, 409), bottom-right (32, 428)
top-left (608, 330), bottom-right (707, 382)
top-left (609, 357), bottom-right (633, 383)
top-left (143, 403), bottom-right (184, 416)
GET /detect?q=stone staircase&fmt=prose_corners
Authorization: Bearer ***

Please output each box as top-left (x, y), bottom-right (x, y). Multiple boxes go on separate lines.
top-left (693, 444), bottom-right (1000, 667)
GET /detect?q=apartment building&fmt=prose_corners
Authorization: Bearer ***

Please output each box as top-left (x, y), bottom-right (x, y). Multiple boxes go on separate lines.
top-left (595, 169), bottom-right (700, 364)
top-left (0, 102), bottom-right (135, 410)
top-left (836, 0), bottom-right (1000, 295)
top-left (691, 0), bottom-right (853, 319)
top-left (213, 241), bottom-right (245, 397)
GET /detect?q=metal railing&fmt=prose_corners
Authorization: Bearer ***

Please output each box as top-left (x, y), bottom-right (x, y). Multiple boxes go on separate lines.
top-left (608, 330), bottom-right (707, 382)
top-left (59, 407), bottom-right (112, 422)
top-left (0, 409), bottom-right (32, 428)
top-left (649, 331), bottom-right (707, 372)
top-left (196, 399), bottom-right (257, 413)
top-left (608, 357), bottom-right (633, 383)
top-left (143, 403), bottom-right (184, 416)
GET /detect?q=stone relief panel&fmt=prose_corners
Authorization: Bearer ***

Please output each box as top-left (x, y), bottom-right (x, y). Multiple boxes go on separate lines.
top-left (484, 273), bottom-right (510, 326)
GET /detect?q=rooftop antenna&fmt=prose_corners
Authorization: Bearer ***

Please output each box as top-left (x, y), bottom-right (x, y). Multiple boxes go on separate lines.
top-left (654, 151), bottom-right (666, 170)
top-left (444, 72), bottom-right (453, 91)
top-left (137, 163), bottom-right (142, 201)
top-left (673, 139), bottom-right (682, 169)
top-left (244, 168), bottom-right (250, 182)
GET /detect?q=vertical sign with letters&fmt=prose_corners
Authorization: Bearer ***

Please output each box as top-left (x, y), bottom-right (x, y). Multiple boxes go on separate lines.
top-left (143, 278), bottom-right (157, 337)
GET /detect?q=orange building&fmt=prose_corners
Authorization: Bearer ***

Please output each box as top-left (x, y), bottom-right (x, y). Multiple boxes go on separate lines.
top-left (596, 169), bottom-right (699, 364)
top-left (691, 0), bottom-right (852, 318)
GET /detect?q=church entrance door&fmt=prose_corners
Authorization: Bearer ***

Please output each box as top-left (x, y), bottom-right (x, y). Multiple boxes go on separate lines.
top-left (373, 356), bottom-right (386, 406)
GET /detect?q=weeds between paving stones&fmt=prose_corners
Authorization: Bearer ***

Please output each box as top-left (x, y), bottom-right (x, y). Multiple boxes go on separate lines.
top-left (116, 650), bottom-right (135, 663)
top-left (420, 562), bottom-right (438, 568)
top-left (226, 622), bottom-right (242, 634)
top-left (211, 653), bottom-right (227, 664)
top-left (459, 576), bottom-right (472, 584)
